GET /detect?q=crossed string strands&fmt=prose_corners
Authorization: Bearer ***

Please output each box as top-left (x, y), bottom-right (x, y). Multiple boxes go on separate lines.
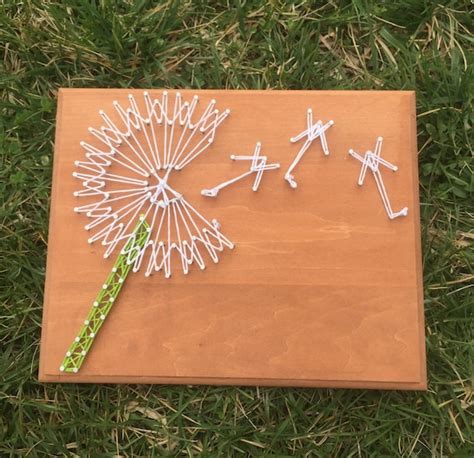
top-left (285, 108), bottom-right (334, 188)
top-left (60, 216), bottom-right (150, 373)
top-left (349, 137), bottom-right (408, 219)
top-left (73, 92), bottom-right (234, 278)
top-left (201, 142), bottom-right (280, 197)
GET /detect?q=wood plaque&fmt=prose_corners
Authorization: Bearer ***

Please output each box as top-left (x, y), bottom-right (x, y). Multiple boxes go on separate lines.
top-left (39, 89), bottom-right (426, 389)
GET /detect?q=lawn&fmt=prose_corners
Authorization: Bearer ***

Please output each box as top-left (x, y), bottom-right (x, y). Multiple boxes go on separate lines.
top-left (0, 0), bottom-right (472, 455)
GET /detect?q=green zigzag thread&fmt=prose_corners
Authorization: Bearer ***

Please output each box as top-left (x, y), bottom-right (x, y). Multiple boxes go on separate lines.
top-left (60, 216), bottom-right (150, 373)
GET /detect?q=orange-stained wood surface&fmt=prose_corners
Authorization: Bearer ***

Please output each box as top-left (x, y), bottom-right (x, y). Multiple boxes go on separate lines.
top-left (39, 89), bottom-right (426, 389)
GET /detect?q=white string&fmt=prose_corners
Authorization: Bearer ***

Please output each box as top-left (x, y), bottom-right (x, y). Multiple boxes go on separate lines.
top-left (173, 108), bottom-right (230, 170)
top-left (348, 137), bottom-right (408, 220)
top-left (284, 108), bottom-right (334, 189)
top-left (73, 91), bottom-right (233, 276)
top-left (201, 142), bottom-right (280, 197)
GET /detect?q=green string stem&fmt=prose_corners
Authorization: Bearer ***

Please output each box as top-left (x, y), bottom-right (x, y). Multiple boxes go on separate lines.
top-left (60, 216), bottom-right (150, 373)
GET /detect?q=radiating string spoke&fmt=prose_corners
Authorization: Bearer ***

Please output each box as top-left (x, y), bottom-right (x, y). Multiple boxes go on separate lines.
top-left (73, 91), bottom-right (234, 277)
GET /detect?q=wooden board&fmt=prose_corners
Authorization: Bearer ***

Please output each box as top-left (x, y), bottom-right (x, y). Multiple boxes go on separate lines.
top-left (39, 89), bottom-right (426, 389)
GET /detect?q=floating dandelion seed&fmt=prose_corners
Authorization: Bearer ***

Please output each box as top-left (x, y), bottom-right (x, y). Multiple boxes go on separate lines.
top-left (73, 91), bottom-right (234, 277)
top-left (348, 137), bottom-right (408, 220)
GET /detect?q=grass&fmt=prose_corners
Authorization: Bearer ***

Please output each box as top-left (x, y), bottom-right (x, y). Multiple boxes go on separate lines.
top-left (0, 0), bottom-right (472, 455)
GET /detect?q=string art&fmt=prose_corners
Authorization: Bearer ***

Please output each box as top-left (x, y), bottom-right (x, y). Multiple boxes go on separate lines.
top-left (201, 142), bottom-right (280, 197)
top-left (285, 108), bottom-right (334, 188)
top-left (62, 92), bottom-right (235, 372)
top-left (349, 137), bottom-right (408, 219)
top-left (60, 94), bottom-right (409, 374)
top-left (60, 217), bottom-right (149, 372)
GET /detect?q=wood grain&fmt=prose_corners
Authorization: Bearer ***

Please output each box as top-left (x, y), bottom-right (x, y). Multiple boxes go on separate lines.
top-left (39, 89), bottom-right (426, 389)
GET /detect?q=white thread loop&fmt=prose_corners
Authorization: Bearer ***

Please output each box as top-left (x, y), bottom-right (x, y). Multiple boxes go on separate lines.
top-left (348, 137), bottom-right (408, 220)
top-left (285, 108), bottom-right (334, 189)
top-left (201, 142), bottom-right (280, 197)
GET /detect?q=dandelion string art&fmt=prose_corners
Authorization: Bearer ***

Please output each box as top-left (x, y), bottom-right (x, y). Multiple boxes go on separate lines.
top-left (61, 92), bottom-right (234, 372)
